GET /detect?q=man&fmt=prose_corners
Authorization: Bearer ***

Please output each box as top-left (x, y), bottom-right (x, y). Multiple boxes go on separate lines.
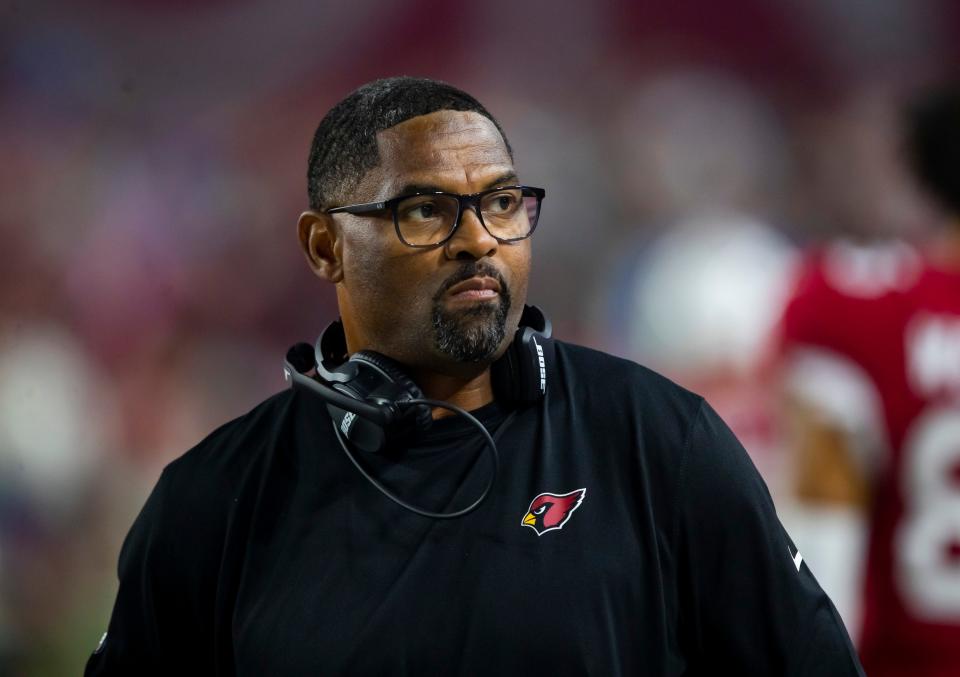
top-left (780, 82), bottom-right (960, 677)
top-left (86, 77), bottom-right (862, 675)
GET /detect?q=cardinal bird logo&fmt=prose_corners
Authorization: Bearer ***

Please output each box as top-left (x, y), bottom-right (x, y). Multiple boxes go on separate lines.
top-left (521, 488), bottom-right (587, 536)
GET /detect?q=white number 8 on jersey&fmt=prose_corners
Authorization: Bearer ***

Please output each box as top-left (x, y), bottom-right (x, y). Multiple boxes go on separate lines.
top-left (897, 405), bottom-right (960, 621)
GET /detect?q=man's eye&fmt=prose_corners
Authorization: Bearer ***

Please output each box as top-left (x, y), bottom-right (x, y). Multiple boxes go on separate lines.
top-left (415, 204), bottom-right (436, 218)
top-left (403, 202), bottom-right (438, 220)
top-left (485, 192), bottom-right (519, 214)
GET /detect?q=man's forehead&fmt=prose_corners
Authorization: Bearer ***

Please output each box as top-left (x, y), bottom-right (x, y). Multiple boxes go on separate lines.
top-left (371, 110), bottom-right (514, 193)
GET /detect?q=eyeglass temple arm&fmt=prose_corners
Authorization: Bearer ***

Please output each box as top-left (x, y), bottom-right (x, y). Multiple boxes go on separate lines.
top-left (326, 201), bottom-right (388, 215)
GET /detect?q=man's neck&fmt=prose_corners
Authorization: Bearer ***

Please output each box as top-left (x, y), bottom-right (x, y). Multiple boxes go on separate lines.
top-left (408, 366), bottom-right (495, 419)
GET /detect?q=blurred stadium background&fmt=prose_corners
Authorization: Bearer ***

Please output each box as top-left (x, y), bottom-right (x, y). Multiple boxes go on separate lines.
top-left (1, 0), bottom-right (959, 673)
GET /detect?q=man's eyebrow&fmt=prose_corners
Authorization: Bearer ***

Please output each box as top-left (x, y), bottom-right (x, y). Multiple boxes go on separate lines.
top-left (483, 171), bottom-right (519, 189)
top-left (395, 182), bottom-right (446, 196)
top-left (394, 172), bottom-right (520, 198)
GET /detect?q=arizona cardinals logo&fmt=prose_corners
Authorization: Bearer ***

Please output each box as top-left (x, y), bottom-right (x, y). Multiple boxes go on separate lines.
top-left (521, 488), bottom-right (586, 536)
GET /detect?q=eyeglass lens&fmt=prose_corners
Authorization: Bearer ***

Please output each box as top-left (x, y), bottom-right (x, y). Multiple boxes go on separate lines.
top-left (395, 189), bottom-right (540, 246)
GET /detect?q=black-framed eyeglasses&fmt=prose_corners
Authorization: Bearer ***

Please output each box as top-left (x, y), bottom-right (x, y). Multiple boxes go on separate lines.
top-left (325, 185), bottom-right (545, 248)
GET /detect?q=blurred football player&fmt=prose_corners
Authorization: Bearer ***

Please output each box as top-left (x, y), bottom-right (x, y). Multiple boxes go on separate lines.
top-left (780, 82), bottom-right (960, 677)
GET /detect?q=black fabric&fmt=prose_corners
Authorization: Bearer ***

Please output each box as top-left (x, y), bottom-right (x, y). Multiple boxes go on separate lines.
top-left (85, 341), bottom-right (864, 676)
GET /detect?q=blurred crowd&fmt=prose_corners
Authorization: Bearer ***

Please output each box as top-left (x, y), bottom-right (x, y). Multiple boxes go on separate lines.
top-left (2, 0), bottom-right (959, 673)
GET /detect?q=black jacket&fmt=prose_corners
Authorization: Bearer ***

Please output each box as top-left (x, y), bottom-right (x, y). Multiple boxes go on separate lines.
top-left (86, 341), bottom-right (864, 676)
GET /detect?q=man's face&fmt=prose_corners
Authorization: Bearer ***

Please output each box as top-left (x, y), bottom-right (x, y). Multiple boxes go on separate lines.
top-left (331, 110), bottom-right (531, 373)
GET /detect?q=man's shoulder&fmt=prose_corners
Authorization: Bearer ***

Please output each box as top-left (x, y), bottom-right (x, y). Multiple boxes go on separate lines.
top-left (162, 388), bottom-right (297, 495)
top-left (552, 339), bottom-right (703, 433)
top-left (554, 340), bottom-right (701, 405)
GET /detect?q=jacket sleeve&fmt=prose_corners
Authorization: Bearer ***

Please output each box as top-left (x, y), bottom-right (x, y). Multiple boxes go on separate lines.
top-left (675, 400), bottom-right (865, 676)
top-left (84, 470), bottom-right (172, 675)
top-left (84, 463), bottom-right (221, 676)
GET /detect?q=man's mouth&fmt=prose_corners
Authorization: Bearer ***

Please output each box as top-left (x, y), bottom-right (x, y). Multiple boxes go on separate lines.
top-left (445, 276), bottom-right (502, 302)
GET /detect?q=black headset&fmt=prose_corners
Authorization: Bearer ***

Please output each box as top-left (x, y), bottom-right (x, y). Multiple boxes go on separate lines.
top-left (283, 304), bottom-right (553, 518)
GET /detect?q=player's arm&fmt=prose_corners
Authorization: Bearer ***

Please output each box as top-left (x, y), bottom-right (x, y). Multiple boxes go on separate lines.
top-left (676, 400), bottom-right (864, 675)
top-left (776, 345), bottom-right (884, 640)
top-left (779, 345), bottom-right (884, 519)
top-left (785, 394), bottom-right (870, 508)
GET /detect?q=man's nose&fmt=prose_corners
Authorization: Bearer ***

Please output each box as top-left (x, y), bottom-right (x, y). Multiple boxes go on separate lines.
top-left (445, 206), bottom-right (498, 260)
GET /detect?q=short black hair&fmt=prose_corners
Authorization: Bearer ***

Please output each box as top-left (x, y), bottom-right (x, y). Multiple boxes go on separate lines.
top-left (905, 82), bottom-right (960, 216)
top-left (307, 76), bottom-right (513, 210)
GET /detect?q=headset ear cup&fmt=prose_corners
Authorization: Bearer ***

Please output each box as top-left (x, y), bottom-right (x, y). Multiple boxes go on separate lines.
top-left (326, 402), bottom-right (387, 454)
top-left (350, 351), bottom-right (433, 433)
top-left (491, 307), bottom-right (553, 406)
top-left (515, 326), bottom-right (548, 403)
top-left (491, 327), bottom-right (540, 405)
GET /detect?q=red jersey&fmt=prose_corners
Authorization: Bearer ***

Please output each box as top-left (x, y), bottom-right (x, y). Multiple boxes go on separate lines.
top-left (781, 240), bottom-right (960, 677)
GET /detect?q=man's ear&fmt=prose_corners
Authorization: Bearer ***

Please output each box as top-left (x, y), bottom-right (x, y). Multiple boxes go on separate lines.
top-left (297, 210), bottom-right (343, 283)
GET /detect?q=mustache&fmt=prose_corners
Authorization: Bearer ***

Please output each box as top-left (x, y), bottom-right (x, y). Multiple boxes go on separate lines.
top-left (433, 261), bottom-right (509, 301)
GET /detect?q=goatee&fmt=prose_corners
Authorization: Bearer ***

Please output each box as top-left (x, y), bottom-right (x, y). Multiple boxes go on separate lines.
top-left (432, 263), bottom-right (511, 362)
